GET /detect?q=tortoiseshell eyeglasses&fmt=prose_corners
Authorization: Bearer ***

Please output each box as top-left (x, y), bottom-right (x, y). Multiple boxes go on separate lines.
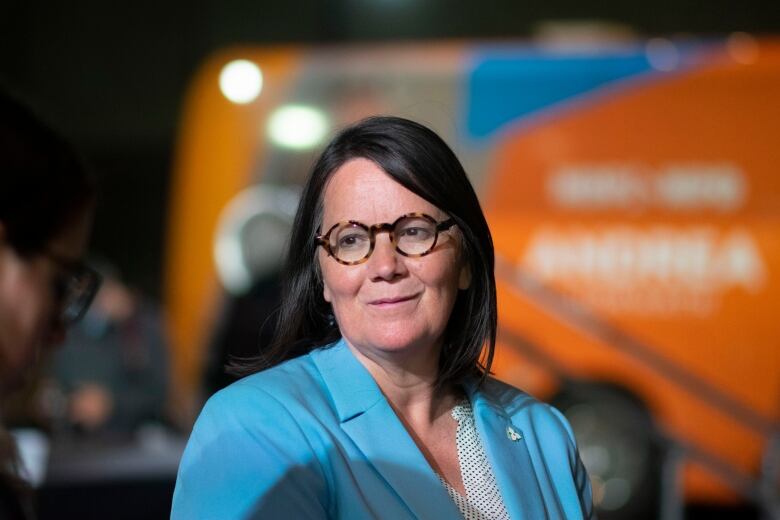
top-left (315, 212), bottom-right (455, 265)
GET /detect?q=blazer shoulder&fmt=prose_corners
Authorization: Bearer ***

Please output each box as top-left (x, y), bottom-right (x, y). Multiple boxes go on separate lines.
top-left (218, 352), bottom-right (326, 409)
top-left (479, 377), bottom-right (576, 443)
top-left (478, 377), bottom-right (541, 413)
top-left (190, 352), bottom-right (336, 448)
top-left (173, 354), bottom-right (331, 519)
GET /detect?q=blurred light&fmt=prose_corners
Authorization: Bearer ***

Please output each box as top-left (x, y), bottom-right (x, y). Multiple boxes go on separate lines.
top-left (581, 445), bottom-right (610, 476)
top-left (727, 32), bottom-right (759, 65)
top-left (268, 105), bottom-right (329, 150)
top-left (600, 477), bottom-right (632, 511)
top-left (214, 185), bottom-right (299, 295)
top-left (645, 38), bottom-right (679, 71)
top-left (219, 59), bottom-right (263, 104)
top-left (532, 20), bottom-right (637, 51)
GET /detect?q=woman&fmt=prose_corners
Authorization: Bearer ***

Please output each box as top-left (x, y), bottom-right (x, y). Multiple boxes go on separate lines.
top-left (172, 116), bottom-right (593, 519)
top-left (0, 90), bottom-right (100, 518)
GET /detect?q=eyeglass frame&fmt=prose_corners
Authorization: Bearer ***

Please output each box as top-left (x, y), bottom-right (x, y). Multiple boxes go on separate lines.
top-left (315, 212), bottom-right (456, 266)
top-left (41, 250), bottom-right (102, 326)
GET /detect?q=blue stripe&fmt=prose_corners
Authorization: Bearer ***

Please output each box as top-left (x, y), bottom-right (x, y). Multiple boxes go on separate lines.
top-left (466, 48), bottom-right (661, 139)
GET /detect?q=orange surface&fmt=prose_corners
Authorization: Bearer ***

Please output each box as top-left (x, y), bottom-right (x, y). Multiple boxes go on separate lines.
top-left (485, 44), bottom-right (780, 217)
top-left (485, 42), bottom-right (780, 501)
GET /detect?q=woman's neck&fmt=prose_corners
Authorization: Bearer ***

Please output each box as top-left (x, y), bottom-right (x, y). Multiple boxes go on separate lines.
top-left (345, 339), bottom-right (459, 425)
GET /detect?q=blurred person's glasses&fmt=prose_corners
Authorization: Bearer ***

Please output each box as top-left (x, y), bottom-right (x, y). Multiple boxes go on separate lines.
top-left (42, 251), bottom-right (102, 325)
top-left (316, 213), bottom-right (455, 266)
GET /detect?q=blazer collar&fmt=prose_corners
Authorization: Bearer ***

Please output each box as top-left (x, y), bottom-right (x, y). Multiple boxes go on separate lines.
top-left (310, 339), bottom-right (384, 421)
top-left (311, 341), bottom-right (548, 519)
top-left (464, 379), bottom-right (549, 519)
top-left (311, 339), bottom-right (462, 519)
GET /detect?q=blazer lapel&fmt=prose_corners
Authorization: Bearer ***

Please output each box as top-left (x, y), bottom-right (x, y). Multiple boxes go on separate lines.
top-left (467, 383), bottom-right (548, 520)
top-left (312, 340), bottom-right (461, 519)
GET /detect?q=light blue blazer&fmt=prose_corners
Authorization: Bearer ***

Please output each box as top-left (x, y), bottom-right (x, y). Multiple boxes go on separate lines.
top-left (171, 339), bottom-right (593, 519)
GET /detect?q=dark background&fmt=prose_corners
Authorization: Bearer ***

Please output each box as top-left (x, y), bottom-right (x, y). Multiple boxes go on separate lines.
top-left (1, 0), bottom-right (779, 299)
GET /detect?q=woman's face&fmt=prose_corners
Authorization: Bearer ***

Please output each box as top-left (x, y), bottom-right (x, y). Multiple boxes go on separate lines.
top-left (318, 158), bottom-right (470, 363)
top-left (0, 211), bottom-right (91, 393)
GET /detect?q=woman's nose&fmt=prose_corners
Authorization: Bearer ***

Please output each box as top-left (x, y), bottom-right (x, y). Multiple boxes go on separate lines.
top-left (368, 234), bottom-right (406, 281)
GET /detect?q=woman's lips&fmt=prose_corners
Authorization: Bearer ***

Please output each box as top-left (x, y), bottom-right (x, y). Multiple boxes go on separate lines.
top-left (368, 294), bottom-right (419, 307)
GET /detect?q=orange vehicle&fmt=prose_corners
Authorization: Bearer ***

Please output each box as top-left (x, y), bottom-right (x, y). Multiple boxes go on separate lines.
top-left (164, 37), bottom-right (780, 518)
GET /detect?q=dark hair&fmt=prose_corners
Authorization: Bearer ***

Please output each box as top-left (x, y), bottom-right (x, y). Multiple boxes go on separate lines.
top-left (0, 89), bottom-right (95, 256)
top-left (237, 116), bottom-right (497, 389)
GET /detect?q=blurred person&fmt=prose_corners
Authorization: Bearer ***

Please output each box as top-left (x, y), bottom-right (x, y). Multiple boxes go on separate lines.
top-left (46, 267), bottom-right (169, 434)
top-left (0, 89), bottom-right (99, 519)
top-left (172, 117), bottom-right (593, 519)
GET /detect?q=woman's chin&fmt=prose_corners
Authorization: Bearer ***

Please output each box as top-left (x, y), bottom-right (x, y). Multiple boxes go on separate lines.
top-left (345, 330), bottom-right (441, 360)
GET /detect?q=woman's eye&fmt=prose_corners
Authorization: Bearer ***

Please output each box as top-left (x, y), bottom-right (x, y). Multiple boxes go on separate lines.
top-left (338, 234), bottom-right (368, 249)
top-left (399, 227), bottom-right (432, 240)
